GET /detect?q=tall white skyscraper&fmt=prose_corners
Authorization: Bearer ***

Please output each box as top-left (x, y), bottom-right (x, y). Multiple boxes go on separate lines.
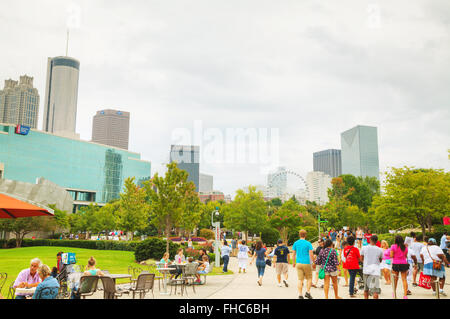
top-left (199, 173), bottom-right (213, 193)
top-left (43, 56), bottom-right (80, 139)
top-left (306, 171), bottom-right (332, 204)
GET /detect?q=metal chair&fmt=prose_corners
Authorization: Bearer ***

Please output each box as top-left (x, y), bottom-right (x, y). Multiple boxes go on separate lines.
top-left (147, 263), bottom-right (163, 291)
top-left (7, 284), bottom-right (15, 299)
top-left (99, 276), bottom-right (129, 299)
top-left (0, 273), bottom-right (7, 295)
top-left (77, 275), bottom-right (99, 299)
top-left (183, 263), bottom-right (199, 294)
top-left (129, 273), bottom-right (155, 299)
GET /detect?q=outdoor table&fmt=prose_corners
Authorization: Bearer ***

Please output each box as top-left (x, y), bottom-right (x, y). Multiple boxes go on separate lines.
top-left (106, 274), bottom-right (132, 285)
top-left (15, 287), bottom-right (36, 297)
top-left (158, 268), bottom-right (172, 295)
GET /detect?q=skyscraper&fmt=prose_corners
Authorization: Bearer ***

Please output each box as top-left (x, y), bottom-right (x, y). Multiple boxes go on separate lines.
top-left (170, 145), bottom-right (200, 192)
top-left (92, 109), bottom-right (130, 150)
top-left (306, 171), bottom-right (332, 204)
top-left (313, 149), bottom-right (342, 178)
top-left (43, 56), bottom-right (80, 139)
top-left (341, 125), bottom-right (379, 179)
top-left (0, 75), bottom-right (39, 128)
top-left (199, 173), bottom-right (213, 193)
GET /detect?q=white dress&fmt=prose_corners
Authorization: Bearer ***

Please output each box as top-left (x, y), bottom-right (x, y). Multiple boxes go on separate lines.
top-left (237, 244), bottom-right (249, 269)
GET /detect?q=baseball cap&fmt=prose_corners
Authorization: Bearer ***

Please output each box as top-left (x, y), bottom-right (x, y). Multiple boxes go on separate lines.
top-left (277, 239), bottom-right (283, 244)
top-left (428, 238), bottom-right (437, 244)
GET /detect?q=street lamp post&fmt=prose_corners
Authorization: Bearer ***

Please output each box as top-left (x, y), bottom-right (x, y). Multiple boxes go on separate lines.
top-left (211, 208), bottom-right (220, 268)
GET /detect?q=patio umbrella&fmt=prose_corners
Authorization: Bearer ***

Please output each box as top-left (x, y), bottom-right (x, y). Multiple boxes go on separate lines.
top-left (0, 192), bottom-right (54, 218)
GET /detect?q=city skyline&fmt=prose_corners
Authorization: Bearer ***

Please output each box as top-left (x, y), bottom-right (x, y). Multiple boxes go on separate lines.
top-left (1, 1), bottom-right (449, 196)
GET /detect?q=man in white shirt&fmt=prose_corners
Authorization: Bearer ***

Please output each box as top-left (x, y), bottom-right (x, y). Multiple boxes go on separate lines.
top-left (409, 233), bottom-right (424, 287)
top-left (360, 235), bottom-right (383, 299)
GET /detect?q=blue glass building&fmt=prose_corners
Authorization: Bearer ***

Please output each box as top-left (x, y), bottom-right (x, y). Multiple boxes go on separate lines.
top-left (341, 125), bottom-right (379, 179)
top-left (0, 123), bottom-right (151, 209)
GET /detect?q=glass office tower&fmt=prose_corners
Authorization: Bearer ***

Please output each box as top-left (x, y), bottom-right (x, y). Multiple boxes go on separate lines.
top-left (0, 123), bottom-right (151, 205)
top-left (170, 145), bottom-right (200, 192)
top-left (313, 149), bottom-right (342, 178)
top-left (341, 125), bottom-right (379, 179)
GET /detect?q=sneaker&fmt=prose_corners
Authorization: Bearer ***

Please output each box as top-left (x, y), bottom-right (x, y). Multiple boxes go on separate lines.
top-left (283, 280), bottom-right (289, 287)
top-left (412, 283), bottom-right (418, 287)
top-left (440, 290), bottom-right (447, 296)
top-left (298, 295), bottom-right (304, 299)
top-left (277, 283), bottom-right (283, 287)
top-left (305, 292), bottom-right (313, 299)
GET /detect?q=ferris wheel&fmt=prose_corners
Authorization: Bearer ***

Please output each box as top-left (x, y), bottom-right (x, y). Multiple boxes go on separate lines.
top-left (267, 169), bottom-right (309, 199)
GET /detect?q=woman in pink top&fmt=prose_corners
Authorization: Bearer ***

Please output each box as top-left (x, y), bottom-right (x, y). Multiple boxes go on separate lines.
top-left (390, 236), bottom-right (409, 299)
top-left (380, 241), bottom-right (391, 285)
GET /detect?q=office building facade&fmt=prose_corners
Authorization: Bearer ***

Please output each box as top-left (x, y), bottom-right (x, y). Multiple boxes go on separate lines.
top-left (199, 173), bottom-right (213, 193)
top-left (170, 145), bottom-right (200, 192)
top-left (306, 171), bottom-right (332, 204)
top-left (0, 123), bottom-right (151, 209)
top-left (341, 125), bottom-right (379, 179)
top-left (43, 56), bottom-right (80, 139)
top-left (92, 109), bottom-right (130, 150)
top-left (0, 75), bottom-right (39, 129)
top-left (313, 149), bottom-right (342, 178)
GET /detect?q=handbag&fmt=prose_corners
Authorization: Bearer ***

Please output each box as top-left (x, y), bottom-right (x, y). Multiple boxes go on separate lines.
top-left (318, 249), bottom-right (332, 280)
top-left (418, 271), bottom-right (432, 289)
top-left (426, 246), bottom-right (442, 270)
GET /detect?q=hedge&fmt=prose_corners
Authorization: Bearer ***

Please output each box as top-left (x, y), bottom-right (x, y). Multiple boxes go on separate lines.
top-left (0, 238), bottom-right (138, 251)
top-left (134, 238), bottom-right (180, 262)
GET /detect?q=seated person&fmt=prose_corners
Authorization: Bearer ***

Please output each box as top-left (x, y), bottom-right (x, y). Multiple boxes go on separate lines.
top-left (13, 258), bottom-right (42, 299)
top-left (195, 255), bottom-right (211, 283)
top-left (159, 252), bottom-right (172, 267)
top-left (51, 267), bottom-right (58, 278)
top-left (83, 257), bottom-right (105, 276)
top-left (174, 248), bottom-right (186, 279)
top-left (197, 249), bottom-right (210, 265)
top-left (33, 264), bottom-right (60, 299)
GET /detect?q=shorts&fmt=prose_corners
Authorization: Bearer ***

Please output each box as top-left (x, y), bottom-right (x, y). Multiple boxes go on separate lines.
top-left (296, 263), bottom-right (312, 281)
top-left (392, 263), bottom-right (409, 273)
top-left (423, 263), bottom-right (445, 278)
top-left (276, 263), bottom-right (289, 275)
top-left (380, 260), bottom-right (391, 270)
top-left (363, 274), bottom-right (381, 294)
top-left (197, 270), bottom-right (208, 274)
top-left (325, 270), bottom-right (339, 277)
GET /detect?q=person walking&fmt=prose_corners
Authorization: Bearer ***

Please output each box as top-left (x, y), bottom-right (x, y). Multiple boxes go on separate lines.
top-left (273, 239), bottom-right (290, 287)
top-left (343, 236), bottom-right (361, 298)
top-left (420, 238), bottom-right (450, 296)
top-left (360, 235), bottom-right (383, 299)
top-left (311, 239), bottom-right (324, 288)
top-left (237, 240), bottom-right (250, 273)
top-left (380, 240), bottom-right (392, 285)
top-left (220, 240), bottom-right (232, 273)
top-left (292, 229), bottom-right (314, 299)
top-left (231, 238), bottom-right (237, 257)
top-left (410, 233), bottom-right (424, 287)
top-left (390, 235), bottom-right (410, 299)
top-left (250, 241), bottom-right (268, 286)
top-left (315, 239), bottom-right (342, 299)
top-left (356, 228), bottom-right (363, 249)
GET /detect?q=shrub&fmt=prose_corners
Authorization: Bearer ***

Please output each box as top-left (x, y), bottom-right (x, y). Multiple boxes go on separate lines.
top-left (199, 229), bottom-right (215, 240)
top-left (134, 238), bottom-right (180, 262)
top-left (260, 227), bottom-right (280, 246)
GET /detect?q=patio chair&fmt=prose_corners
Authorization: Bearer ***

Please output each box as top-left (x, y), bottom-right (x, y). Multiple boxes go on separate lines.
top-left (76, 275), bottom-right (99, 299)
top-left (129, 273), bottom-right (155, 299)
top-left (0, 273), bottom-right (7, 293)
top-left (147, 263), bottom-right (163, 291)
top-left (99, 276), bottom-right (130, 299)
top-left (172, 263), bottom-right (198, 296)
top-left (7, 283), bottom-right (15, 299)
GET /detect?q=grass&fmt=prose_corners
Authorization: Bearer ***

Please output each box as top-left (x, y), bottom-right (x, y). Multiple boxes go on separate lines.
top-left (0, 246), bottom-right (233, 298)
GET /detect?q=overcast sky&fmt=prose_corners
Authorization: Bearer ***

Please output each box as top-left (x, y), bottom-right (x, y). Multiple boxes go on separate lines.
top-left (1, 0), bottom-right (449, 196)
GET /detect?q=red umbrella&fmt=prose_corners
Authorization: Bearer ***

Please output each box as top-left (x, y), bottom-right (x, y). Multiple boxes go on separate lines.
top-left (0, 192), bottom-right (54, 218)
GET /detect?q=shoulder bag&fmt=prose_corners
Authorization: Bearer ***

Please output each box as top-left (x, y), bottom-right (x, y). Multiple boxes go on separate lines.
top-left (426, 246), bottom-right (442, 270)
top-left (318, 249), bottom-right (332, 280)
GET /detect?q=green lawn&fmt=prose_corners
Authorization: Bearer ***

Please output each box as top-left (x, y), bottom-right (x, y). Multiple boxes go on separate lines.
top-left (0, 246), bottom-right (140, 298)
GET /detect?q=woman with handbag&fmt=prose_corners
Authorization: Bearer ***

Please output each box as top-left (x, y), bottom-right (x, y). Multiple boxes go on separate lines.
top-left (420, 238), bottom-right (450, 296)
top-left (315, 239), bottom-right (342, 299)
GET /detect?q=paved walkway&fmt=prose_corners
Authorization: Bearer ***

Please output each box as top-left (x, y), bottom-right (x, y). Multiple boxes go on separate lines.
top-left (88, 256), bottom-right (449, 299)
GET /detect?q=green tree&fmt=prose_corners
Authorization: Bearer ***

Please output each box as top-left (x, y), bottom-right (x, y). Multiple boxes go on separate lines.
top-left (143, 162), bottom-right (198, 253)
top-left (116, 177), bottom-right (149, 240)
top-left (0, 217), bottom-right (54, 247)
top-left (371, 167), bottom-right (450, 234)
top-left (223, 186), bottom-right (268, 241)
top-left (329, 175), bottom-right (379, 212)
top-left (269, 198), bottom-right (306, 244)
